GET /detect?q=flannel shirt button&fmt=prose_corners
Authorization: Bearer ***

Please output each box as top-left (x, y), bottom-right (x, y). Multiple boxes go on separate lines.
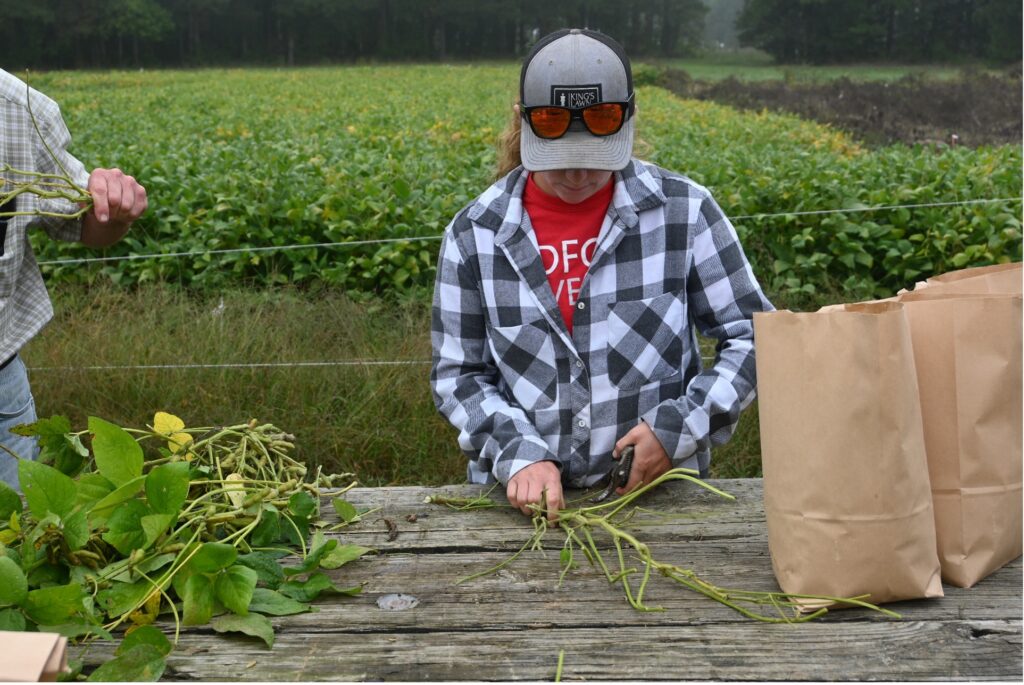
top-left (576, 301), bottom-right (586, 310)
top-left (577, 419), bottom-right (587, 428)
top-left (575, 360), bottom-right (583, 368)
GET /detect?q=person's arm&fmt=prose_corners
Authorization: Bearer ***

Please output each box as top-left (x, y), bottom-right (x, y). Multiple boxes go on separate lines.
top-left (429, 226), bottom-right (563, 520)
top-left (641, 193), bottom-right (774, 472)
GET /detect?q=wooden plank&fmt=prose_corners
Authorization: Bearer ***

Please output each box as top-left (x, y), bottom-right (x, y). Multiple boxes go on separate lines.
top-left (78, 621), bottom-right (1021, 681)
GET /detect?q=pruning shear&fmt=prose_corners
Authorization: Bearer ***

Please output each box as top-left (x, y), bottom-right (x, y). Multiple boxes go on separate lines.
top-left (590, 445), bottom-right (635, 503)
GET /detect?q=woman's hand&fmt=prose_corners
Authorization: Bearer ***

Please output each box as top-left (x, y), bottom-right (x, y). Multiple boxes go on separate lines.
top-left (614, 422), bottom-right (671, 495)
top-left (506, 460), bottom-right (564, 523)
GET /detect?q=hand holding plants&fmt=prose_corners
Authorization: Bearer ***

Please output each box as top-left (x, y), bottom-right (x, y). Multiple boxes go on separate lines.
top-left (80, 168), bottom-right (147, 248)
top-left (507, 460), bottom-right (563, 523)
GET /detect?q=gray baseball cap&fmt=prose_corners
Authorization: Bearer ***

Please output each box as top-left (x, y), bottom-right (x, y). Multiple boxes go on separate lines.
top-left (520, 28), bottom-right (635, 172)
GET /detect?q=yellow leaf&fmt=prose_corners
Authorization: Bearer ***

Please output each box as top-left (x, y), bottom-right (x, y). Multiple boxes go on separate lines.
top-left (128, 591), bottom-right (162, 628)
top-left (153, 411), bottom-right (184, 435)
top-left (154, 411), bottom-right (193, 454)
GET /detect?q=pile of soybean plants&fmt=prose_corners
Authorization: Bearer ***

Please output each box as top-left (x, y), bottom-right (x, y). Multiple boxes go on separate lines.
top-left (28, 66), bottom-right (1022, 300)
top-left (0, 412), bottom-right (369, 681)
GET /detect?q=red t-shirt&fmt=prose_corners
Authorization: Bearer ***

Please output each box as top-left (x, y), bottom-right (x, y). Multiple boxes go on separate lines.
top-left (523, 173), bottom-right (614, 335)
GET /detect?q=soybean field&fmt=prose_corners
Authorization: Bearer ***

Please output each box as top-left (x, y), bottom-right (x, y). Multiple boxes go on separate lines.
top-left (30, 65), bottom-right (1022, 300)
top-left (20, 65), bottom-right (1024, 484)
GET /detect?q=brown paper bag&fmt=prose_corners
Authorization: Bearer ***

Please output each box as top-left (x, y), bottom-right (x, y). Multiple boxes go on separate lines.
top-left (754, 303), bottom-right (944, 606)
top-left (897, 290), bottom-right (1023, 587)
top-left (0, 632), bottom-right (68, 681)
top-left (907, 262), bottom-right (1022, 296)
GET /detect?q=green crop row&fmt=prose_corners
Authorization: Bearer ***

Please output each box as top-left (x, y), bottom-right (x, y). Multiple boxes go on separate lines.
top-left (26, 66), bottom-right (1022, 299)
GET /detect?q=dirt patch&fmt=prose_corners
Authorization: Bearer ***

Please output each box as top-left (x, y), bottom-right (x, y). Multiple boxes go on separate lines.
top-left (657, 67), bottom-right (1022, 148)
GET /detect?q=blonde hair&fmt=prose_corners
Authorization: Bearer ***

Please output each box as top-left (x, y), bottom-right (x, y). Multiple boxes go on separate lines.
top-left (494, 100), bottom-right (523, 180)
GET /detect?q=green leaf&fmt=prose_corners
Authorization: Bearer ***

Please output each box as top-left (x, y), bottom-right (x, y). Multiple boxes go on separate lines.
top-left (75, 473), bottom-right (115, 510)
top-left (392, 178), bottom-right (411, 200)
top-left (0, 556), bottom-right (28, 606)
top-left (26, 559), bottom-right (68, 588)
top-left (210, 612), bottom-right (275, 648)
top-left (320, 543), bottom-right (373, 570)
top-left (10, 415), bottom-right (71, 438)
top-left (250, 506), bottom-right (282, 547)
top-left (96, 581), bottom-right (152, 619)
top-left (89, 417), bottom-right (144, 487)
top-left (102, 500), bottom-right (149, 556)
top-left (331, 498), bottom-right (359, 523)
top-left (22, 583), bottom-right (85, 625)
top-left (12, 416), bottom-right (90, 477)
top-left (0, 480), bottom-right (22, 520)
top-left (18, 459), bottom-right (77, 519)
top-left (288, 491), bottom-right (316, 518)
top-left (118, 625), bottom-right (172, 657)
top-left (247, 588), bottom-right (312, 616)
top-left (283, 537), bottom-right (337, 577)
top-left (87, 644), bottom-right (166, 682)
top-left (182, 574), bottom-right (215, 626)
top-left (140, 513), bottom-right (175, 549)
top-left (279, 572), bottom-right (362, 602)
top-left (135, 553), bottom-right (176, 578)
top-left (188, 542), bottom-right (237, 573)
top-left (144, 462), bottom-right (190, 515)
top-left (236, 551), bottom-right (286, 589)
top-left (62, 509), bottom-right (91, 551)
top-left (89, 476), bottom-right (145, 526)
top-left (0, 607), bottom-right (26, 631)
top-left (214, 565), bottom-right (258, 616)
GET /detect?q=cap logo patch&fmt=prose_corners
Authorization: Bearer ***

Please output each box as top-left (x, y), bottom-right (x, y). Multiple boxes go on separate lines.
top-left (551, 84), bottom-right (601, 108)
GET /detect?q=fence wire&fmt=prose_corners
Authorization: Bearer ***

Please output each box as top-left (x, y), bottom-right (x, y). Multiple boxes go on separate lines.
top-left (26, 195), bottom-right (1020, 373)
top-left (37, 197), bottom-right (1022, 267)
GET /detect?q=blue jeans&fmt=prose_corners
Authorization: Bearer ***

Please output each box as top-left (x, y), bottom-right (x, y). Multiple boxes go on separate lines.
top-left (0, 354), bottom-right (39, 491)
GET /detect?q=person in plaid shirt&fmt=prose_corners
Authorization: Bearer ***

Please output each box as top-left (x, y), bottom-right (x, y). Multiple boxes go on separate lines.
top-left (1, 69), bottom-right (147, 490)
top-left (430, 29), bottom-right (773, 521)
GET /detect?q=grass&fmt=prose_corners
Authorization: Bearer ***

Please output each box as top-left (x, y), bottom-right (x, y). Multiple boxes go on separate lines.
top-left (21, 284), bottom-right (787, 485)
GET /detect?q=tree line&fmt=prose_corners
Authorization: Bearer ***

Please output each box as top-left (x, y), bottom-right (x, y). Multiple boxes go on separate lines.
top-left (739, 0), bottom-right (1021, 64)
top-left (0, 0), bottom-right (707, 69)
top-left (0, 0), bottom-right (1019, 70)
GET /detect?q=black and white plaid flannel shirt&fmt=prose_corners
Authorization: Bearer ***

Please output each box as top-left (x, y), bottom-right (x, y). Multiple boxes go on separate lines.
top-left (430, 159), bottom-right (774, 488)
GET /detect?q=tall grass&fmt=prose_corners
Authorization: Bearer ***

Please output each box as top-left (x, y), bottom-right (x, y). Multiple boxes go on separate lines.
top-left (23, 284), bottom-right (461, 486)
top-left (22, 284), bottom-right (776, 485)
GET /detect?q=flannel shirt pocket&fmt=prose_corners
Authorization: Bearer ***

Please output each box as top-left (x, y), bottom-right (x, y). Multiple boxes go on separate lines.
top-left (487, 319), bottom-right (559, 411)
top-left (607, 290), bottom-right (686, 389)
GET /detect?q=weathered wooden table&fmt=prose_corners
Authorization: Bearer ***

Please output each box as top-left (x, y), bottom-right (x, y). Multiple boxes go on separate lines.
top-left (79, 478), bottom-right (1021, 681)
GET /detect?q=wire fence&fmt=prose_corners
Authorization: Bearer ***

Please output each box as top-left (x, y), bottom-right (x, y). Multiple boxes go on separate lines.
top-left (26, 195), bottom-right (1022, 374)
top-left (36, 197), bottom-right (1022, 267)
